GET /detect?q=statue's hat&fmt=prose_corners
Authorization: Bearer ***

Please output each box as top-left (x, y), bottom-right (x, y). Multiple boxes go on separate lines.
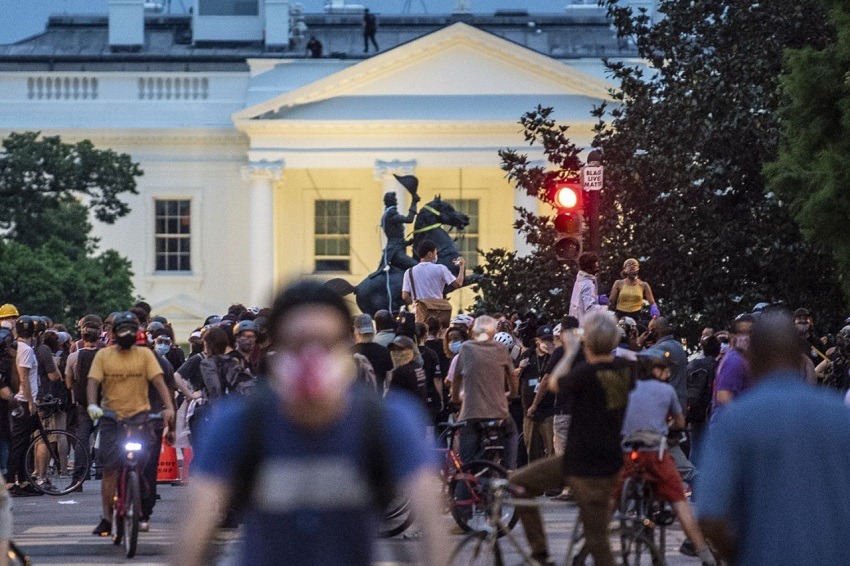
top-left (392, 174), bottom-right (419, 195)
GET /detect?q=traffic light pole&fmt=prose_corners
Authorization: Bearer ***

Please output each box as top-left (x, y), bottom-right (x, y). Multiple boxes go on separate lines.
top-left (583, 188), bottom-right (600, 253)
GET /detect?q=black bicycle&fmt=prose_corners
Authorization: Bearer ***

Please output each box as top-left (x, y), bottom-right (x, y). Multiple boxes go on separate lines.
top-left (21, 398), bottom-right (89, 496)
top-left (105, 411), bottom-right (161, 559)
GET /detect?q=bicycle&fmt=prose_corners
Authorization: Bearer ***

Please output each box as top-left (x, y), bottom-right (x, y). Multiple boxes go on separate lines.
top-left (104, 410), bottom-right (162, 559)
top-left (437, 420), bottom-right (518, 535)
top-left (20, 397), bottom-right (89, 496)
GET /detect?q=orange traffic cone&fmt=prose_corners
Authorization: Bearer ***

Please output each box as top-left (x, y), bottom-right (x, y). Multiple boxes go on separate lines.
top-left (156, 435), bottom-right (179, 483)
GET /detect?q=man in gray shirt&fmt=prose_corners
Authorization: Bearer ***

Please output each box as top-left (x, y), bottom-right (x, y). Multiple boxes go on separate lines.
top-left (451, 315), bottom-right (518, 469)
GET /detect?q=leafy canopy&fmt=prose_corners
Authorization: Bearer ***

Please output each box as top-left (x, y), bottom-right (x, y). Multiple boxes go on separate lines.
top-left (766, 1), bottom-right (850, 297)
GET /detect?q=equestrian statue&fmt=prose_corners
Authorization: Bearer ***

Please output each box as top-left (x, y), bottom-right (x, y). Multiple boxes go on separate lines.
top-left (325, 174), bottom-right (475, 315)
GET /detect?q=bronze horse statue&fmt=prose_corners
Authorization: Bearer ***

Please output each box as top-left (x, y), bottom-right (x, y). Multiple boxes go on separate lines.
top-left (325, 197), bottom-right (472, 315)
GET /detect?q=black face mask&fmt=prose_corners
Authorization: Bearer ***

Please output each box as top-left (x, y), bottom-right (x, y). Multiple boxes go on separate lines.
top-left (115, 333), bottom-right (136, 349)
top-left (190, 342), bottom-right (203, 356)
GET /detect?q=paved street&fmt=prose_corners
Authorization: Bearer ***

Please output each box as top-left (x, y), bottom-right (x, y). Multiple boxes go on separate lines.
top-left (11, 479), bottom-right (704, 565)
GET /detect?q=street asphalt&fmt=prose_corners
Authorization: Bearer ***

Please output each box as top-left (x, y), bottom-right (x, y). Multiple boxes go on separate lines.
top-left (10, 480), bottom-right (704, 565)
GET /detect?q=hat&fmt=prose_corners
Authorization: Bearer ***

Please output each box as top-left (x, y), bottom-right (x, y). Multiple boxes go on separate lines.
top-left (388, 335), bottom-right (415, 350)
top-left (392, 174), bottom-right (419, 195)
top-left (0, 304), bottom-right (18, 319)
top-left (623, 258), bottom-right (640, 270)
top-left (536, 325), bottom-right (554, 340)
top-left (354, 313), bottom-right (375, 335)
top-left (793, 308), bottom-right (811, 319)
top-left (638, 348), bottom-right (671, 367)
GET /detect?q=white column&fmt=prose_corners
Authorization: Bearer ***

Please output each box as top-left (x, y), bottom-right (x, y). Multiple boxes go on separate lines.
top-left (374, 159), bottom-right (417, 212)
top-left (241, 160), bottom-right (284, 307)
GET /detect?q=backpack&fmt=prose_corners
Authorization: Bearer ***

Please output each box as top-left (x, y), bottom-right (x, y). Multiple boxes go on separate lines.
top-left (230, 384), bottom-right (395, 513)
top-left (686, 357), bottom-right (717, 423)
top-left (199, 354), bottom-right (257, 400)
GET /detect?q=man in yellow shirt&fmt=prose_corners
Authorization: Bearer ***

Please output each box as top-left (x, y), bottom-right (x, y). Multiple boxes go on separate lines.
top-left (86, 312), bottom-right (175, 537)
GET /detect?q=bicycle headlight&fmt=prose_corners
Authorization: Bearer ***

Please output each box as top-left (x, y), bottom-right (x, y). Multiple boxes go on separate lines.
top-left (124, 442), bottom-right (143, 452)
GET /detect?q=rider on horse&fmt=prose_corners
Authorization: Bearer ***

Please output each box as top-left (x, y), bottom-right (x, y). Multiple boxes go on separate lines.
top-left (381, 174), bottom-right (421, 271)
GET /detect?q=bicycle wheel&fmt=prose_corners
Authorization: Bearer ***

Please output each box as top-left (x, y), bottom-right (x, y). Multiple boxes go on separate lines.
top-left (25, 430), bottom-right (88, 495)
top-left (378, 496), bottom-right (415, 538)
top-left (571, 529), bottom-right (662, 566)
top-left (123, 470), bottom-right (141, 558)
top-left (451, 531), bottom-right (511, 566)
top-left (449, 459), bottom-right (518, 535)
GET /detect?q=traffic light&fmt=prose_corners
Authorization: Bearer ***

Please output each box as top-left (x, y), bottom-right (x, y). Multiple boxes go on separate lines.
top-left (550, 181), bottom-right (583, 262)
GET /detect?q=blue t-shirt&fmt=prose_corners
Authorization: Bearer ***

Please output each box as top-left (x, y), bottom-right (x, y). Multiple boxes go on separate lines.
top-left (621, 379), bottom-right (682, 443)
top-left (697, 372), bottom-right (850, 565)
top-left (194, 388), bottom-right (434, 566)
top-left (710, 348), bottom-right (750, 422)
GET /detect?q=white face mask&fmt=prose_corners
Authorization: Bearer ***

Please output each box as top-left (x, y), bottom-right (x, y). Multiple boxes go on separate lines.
top-left (0, 321), bottom-right (11, 330)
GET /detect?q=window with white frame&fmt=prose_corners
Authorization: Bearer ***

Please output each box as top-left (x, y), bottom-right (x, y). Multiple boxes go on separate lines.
top-left (314, 200), bottom-right (351, 272)
top-left (155, 200), bottom-right (191, 272)
top-left (445, 199), bottom-right (481, 269)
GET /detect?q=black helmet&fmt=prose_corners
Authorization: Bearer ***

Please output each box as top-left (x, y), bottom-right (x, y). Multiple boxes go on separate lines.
top-left (112, 311), bottom-right (140, 333)
top-left (0, 327), bottom-right (12, 352)
top-left (233, 320), bottom-right (259, 337)
top-left (15, 316), bottom-right (35, 339)
top-left (33, 316), bottom-right (47, 336)
top-left (146, 321), bottom-right (166, 337)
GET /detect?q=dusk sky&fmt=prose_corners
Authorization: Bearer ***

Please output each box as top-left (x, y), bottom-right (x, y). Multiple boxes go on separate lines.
top-left (0, 0), bottom-right (575, 44)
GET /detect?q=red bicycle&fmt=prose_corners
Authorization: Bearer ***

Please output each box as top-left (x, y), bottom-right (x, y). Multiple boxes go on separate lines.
top-left (437, 420), bottom-right (518, 534)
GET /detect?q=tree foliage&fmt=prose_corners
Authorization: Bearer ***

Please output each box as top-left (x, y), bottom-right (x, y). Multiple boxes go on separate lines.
top-left (0, 132), bottom-right (142, 248)
top-left (475, 0), bottom-right (847, 337)
top-left (0, 132), bottom-right (139, 326)
top-left (765, 1), bottom-right (850, 297)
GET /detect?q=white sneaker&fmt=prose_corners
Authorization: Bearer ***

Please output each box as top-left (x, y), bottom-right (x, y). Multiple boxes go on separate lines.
top-left (139, 522), bottom-right (150, 532)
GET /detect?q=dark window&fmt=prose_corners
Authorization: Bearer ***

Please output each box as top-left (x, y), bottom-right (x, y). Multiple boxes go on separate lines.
top-left (314, 200), bottom-right (350, 273)
top-left (155, 200), bottom-right (191, 272)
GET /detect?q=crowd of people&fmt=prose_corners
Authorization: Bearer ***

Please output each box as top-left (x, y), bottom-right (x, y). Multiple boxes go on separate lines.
top-left (1, 247), bottom-right (850, 565)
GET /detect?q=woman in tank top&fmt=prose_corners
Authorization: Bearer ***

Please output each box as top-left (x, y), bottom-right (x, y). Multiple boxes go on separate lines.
top-left (607, 258), bottom-right (659, 320)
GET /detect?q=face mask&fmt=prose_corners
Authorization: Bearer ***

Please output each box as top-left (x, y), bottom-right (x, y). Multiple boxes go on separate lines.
top-left (627, 272), bottom-right (638, 280)
top-left (390, 349), bottom-right (414, 368)
top-left (0, 321), bottom-right (11, 330)
top-left (155, 344), bottom-right (170, 356)
top-left (236, 337), bottom-right (255, 353)
top-left (190, 343), bottom-right (203, 356)
top-left (449, 341), bottom-right (462, 354)
top-left (271, 346), bottom-right (353, 404)
top-left (795, 323), bottom-right (809, 334)
top-left (734, 335), bottom-right (750, 352)
top-left (115, 333), bottom-right (136, 349)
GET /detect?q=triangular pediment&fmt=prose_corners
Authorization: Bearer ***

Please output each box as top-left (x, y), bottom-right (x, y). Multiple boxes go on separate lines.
top-left (234, 22), bottom-right (613, 121)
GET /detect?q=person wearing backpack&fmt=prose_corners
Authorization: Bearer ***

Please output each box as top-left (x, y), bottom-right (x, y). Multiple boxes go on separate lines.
top-left (174, 280), bottom-right (446, 566)
top-left (686, 335), bottom-right (720, 468)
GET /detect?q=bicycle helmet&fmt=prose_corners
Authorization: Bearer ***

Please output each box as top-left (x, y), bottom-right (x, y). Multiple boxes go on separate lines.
top-left (14, 316), bottom-right (35, 339)
top-left (233, 319), bottom-right (259, 337)
top-left (637, 348), bottom-right (671, 368)
top-left (451, 314), bottom-right (475, 329)
top-left (146, 321), bottom-right (166, 337)
top-left (112, 311), bottom-right (140, 333)
top-left (32, 316), bottom-right (47, 336)
top-left (494, 332), bottom-right (514, 349)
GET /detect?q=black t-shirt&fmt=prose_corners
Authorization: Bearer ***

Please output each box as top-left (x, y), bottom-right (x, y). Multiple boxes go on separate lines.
top-left (420, 345), bottom-right (442, 408)
top-left (0, 357), bottom-right (11, 440)
top-left (548, 346), bottom-right (586, 414)
top-left (166, 346), bottom-right (186, 375)
top-left (388, 361), bottom-right (428, 408)
top-left (149, 353), bottom-right (176, 413)
top-left (559, 358), bottom-right (634, 477)
top-left (353, 342), bottom-right (393, 391)
top-left (176, 354), bottom-right (204, 391)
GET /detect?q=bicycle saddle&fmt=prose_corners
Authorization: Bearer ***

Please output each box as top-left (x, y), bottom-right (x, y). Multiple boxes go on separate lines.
top-left (622, 430), bottom-right (664, 450)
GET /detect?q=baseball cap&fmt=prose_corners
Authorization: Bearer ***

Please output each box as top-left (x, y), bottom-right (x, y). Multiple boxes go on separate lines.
top-left (536, 325), bottom-right (554, 340)
top-left (388, 335), bottom-right (415, 350)
top-left (793, 308), bottom-right (811, 318)
top-left (354, 313), bottom-right (375, 335)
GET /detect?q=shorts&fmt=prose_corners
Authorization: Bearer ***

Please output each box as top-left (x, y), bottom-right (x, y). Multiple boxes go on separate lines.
top-left (38, 410), bottom-right (67, 443)
top-left (97, 412), bottom-right (155, 472)
top-left (614, 451), bottom-right (685, 503)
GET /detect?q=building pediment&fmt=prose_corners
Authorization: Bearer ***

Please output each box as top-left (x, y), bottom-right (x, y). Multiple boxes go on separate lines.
top-left (234, 22), bottom-right (614, 122)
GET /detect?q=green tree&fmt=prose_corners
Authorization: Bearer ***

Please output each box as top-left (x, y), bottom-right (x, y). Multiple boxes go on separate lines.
top-left (475, 1), bottom-right (847, 337)
top-left (765, 1), bottom-right (850, 298)
top-left (0, 132), bottom-right (140, 326)
top-left (0, 131), bottom-right (142, 249)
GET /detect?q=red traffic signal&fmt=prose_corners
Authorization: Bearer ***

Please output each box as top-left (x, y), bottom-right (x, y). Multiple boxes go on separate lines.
top-left (551, 181), bottom-right (582, 211)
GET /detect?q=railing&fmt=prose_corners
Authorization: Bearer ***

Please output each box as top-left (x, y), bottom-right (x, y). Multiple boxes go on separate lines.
top-left (137, 76), bottom-right (209, 100)
top-left (27, 76), bottom-right (98, 100)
